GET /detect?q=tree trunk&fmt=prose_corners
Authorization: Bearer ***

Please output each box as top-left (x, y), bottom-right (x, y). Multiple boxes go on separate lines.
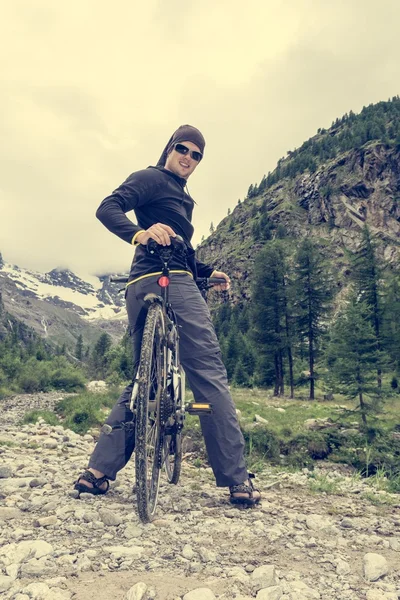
top-left (273, 352), bottom-right (280, 396)
top-left (279, 349), bottom-right (285, 396)
top-left (287, 345), bottom-right (294, 399)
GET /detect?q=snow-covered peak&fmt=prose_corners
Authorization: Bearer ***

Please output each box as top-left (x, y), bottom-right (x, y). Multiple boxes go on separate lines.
top-left (0, 259), bottom-right (127, 321)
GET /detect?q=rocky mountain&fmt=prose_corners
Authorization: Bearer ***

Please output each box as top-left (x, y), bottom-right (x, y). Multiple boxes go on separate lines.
top-left (0, 255), bottom-right (128, 346)
top-left (197, 99), bottom-right (400, 302)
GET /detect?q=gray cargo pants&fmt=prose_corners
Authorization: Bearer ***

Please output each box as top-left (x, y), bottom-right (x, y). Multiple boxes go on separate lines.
top-left (89, 273), bottom-right (248, 487)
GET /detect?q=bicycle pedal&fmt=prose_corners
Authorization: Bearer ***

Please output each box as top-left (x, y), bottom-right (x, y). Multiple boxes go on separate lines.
top-left (185, 402), bottom-right (213, 415)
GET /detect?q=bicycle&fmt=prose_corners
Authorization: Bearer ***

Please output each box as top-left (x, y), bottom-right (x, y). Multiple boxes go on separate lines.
top-left (109, 236), bottom-right (226, 523)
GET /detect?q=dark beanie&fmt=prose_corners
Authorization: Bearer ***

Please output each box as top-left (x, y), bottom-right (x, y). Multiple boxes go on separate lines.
top-left (156, 124), bottom-right (206, 167)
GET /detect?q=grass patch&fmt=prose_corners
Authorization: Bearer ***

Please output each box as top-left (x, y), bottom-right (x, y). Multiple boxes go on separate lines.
top-left (55, 389), bottom-right (121, 434)
top-left (22, 410), bottom-right (60, 427)
top-left (230, 387), bottom-right (400, 483)
top-left (361, 490), bottom-right (397, 506)
top-left (308, 474), bottom-right (341, 495)
top-left (0, 439), bottom-right (16, 447)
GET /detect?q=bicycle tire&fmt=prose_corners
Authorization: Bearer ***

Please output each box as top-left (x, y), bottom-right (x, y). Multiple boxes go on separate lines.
top-left (164, 431), bottom-right (182, 484)
top-left (164, 366), bottom-right (184, 484)
top-left (135, 302), bottom-right (165, 523)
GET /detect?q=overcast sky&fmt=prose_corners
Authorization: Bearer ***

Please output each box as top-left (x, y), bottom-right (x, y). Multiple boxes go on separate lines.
top-left (0, 0), bottom-right (399, 276)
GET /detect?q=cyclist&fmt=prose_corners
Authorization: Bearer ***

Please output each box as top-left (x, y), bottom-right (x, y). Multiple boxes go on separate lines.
top-left (75, 124), bottom-right (261, 506)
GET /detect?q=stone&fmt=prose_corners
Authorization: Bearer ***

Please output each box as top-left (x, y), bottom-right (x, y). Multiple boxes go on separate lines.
top-left (256, 587), bottom-right (284, 600)
top-left (98, 508), bottom-right (122, 526)
top-left (20, 556), bottom-right (50, 577)
top-left (183, 589), bottom-right (216, 600)
top-left (289, 581), bottom-right (320, 598)
top-left (255, 414), bottom-right (269, 424)
top-left (29, 477), bottom-right (47, 488)
top-left (389, 537), bottom-right (400, 552)
top-left (6, 563), bottom-right (19, 579)
top-left (22, 582), bottom-right (51, 598)
top-left (181, 544), bottom-right (195, 560)
top-left (306, 515), bottom-right (333, 531)
top-left (226, 566), bottom-right (249, 583)
top-left (366, 591), bottom-right (398, 600)
top-left (251, 565), bottom-right (278, 592)
top-left (363, 553), bottom-right (389, 582)
top-left (44, 440), bottom-right (58, 449)
top-left (105, 545), bottom-right (144, 559)
top-left (336, 558), bottom-right (351, 575)
top-left (0, 540), bottom-right (53, 564)
top-left (33, 515), bottom-right (58, 527)
top-left (125, 582), bottom-right (148, 600)
top-left (87, 380), bottom-right (108, 391)
top-left (0, 507), bottom-right (22, 521)
top-left (0, 575), bottom-right (13, 593)
top-left (0, 465), bottom-right (13, 478)
top-left (124, 525), bottom-right (142, 539)
top-left (198, 547), bottom-right (217, 563)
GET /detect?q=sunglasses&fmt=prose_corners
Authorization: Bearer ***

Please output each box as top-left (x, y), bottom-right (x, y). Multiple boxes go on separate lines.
top-left (174, 143), bottom-right (203, 162)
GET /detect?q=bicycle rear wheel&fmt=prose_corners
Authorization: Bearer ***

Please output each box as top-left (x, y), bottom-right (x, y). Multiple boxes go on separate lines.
top-left (164, 430), bottom-right (182, 484)
top-left (135, 302), bottom-right (165, 523)
top-left (164, 366), bottom-right (184, 484)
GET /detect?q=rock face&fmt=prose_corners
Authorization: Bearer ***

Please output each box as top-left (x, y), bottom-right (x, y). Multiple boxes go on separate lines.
top-left (197, 143), bottom-right (400, 304)
top-left (0, 392), bottom-right (399, 600)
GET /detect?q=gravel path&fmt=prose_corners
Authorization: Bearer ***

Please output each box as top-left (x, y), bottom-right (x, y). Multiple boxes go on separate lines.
top-left (0, 393), bottom-right (399, 600)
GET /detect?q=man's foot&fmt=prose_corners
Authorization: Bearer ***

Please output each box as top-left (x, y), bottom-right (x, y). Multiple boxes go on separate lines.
top-left (229, 474), bottom-right (261, 506)
top-left (74, 469), bottom-right (109, 495)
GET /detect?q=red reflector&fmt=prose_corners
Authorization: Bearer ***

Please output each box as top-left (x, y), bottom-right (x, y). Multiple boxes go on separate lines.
top-left (158, 276), bottom-right (170, 288)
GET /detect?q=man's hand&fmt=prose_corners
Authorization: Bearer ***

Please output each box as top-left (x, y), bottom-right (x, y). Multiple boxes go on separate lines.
top-left (136, 223), bottom-right (176, 246)
top-left (211, 270), bottom-right (231, 291)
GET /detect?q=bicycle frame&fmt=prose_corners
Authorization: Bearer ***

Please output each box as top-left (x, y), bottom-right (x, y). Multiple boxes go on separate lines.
top-left (129, 239), bottom-right (185, 423)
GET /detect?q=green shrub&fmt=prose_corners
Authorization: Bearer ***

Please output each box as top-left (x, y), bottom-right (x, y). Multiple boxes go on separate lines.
top-left (49, 365), bottom-right (86, 392)
top-left (55, 389), bottom-right (120, 434)
top-left (18, 360), bottom-right (51, 393)
top-left (0, 385), bottom-right (15, 400)
top-left (243, 427), bottom-right (280, 462)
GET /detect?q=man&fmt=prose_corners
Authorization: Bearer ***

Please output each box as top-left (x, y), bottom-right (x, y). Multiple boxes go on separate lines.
top-left (75, 124), bottom-right (260, 505)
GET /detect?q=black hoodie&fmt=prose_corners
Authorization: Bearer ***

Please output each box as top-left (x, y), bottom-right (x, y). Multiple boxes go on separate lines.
top-left (96, 165), bottom-right (214, 282)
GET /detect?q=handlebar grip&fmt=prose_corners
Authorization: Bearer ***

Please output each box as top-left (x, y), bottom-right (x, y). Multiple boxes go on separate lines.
top-left (208, 277), bottom-right (228, 285)
top-left (110, 276), bottom-right (129, 283)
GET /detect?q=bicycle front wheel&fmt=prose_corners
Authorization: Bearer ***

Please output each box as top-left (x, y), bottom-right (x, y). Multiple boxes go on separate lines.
top-left (135, 302), bottom-right (166, 523)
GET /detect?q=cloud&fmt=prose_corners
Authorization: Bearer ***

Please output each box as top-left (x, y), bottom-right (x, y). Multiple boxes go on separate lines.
top-left (0, 0), bottom-right (399, 275)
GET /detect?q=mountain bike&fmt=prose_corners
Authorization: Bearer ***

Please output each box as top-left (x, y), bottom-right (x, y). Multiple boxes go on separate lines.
top-left (110, 236), bottom-right (225, 523)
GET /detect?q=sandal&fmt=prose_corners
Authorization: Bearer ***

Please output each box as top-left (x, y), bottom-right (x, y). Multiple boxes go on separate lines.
top-left (229, 473), bottom-right (261, 506)
top-left (74, 470), bottom-right (109, 496)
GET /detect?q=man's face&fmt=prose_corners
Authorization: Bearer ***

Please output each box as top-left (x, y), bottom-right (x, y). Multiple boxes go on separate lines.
top-left (164, 140), bottom-right (202, 180)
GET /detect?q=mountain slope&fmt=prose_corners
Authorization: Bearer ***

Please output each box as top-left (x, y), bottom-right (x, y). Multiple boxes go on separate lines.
top-left (0, 257), bottom-right (128, 346)
top-left (197, 99), bottom-right (400, 301)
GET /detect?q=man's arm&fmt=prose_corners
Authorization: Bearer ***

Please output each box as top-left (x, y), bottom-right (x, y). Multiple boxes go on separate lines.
top-left (195, 259), bottom-right (215, 278)
top-left (195, 259), bottom-right (231, 290)
top-left (96, 171), bottom-right (151, 245)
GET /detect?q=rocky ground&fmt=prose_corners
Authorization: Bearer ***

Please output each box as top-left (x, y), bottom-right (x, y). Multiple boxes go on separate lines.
top-left (0, 393), bottom-right (399, 600)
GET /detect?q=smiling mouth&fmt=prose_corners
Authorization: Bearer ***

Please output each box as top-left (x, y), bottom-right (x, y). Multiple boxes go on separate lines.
top-left (179, 161), bottom-right (189, 168)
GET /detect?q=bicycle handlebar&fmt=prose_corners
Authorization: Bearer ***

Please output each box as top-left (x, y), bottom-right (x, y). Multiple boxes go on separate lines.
top-left (109, 275), bottom-right (228, 287)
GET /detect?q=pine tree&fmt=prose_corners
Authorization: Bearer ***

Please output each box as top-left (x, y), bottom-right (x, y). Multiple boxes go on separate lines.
top-left (350, 226), bottom-right (384, 387)
top-left (91, 332), bottom-right (112, 378)
top-left (209, 222), bottom-right (215, 234)
top-left (75, 334), bottom-right (83, 361)
top-left (326, 295), bottom-right (383, 428)
top-left (382, 271), bottom-right (400, 374)
top-left (251, 242), bottom-right (294, 396)
top-left (294, 239), bottom-right (332, 399)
